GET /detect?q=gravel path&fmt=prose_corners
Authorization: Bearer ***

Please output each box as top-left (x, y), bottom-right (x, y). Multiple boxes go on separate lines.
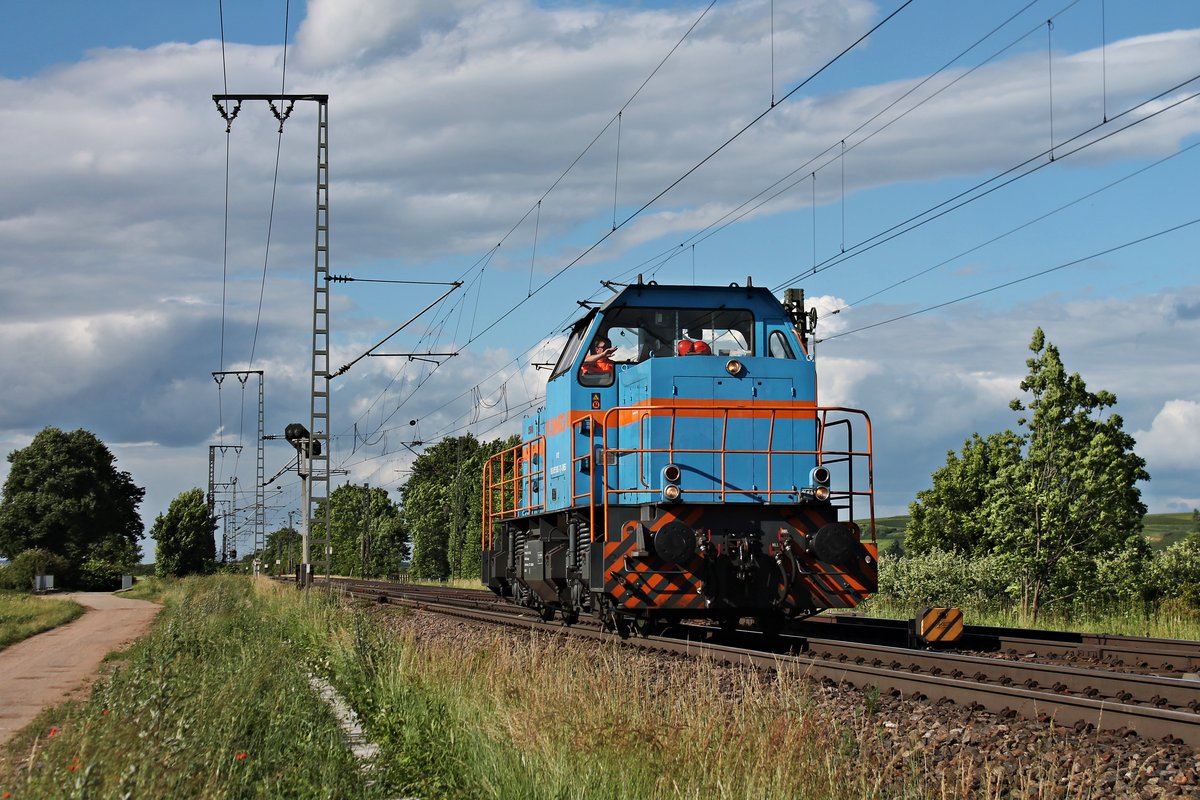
top-left (0, 592), bottom-right (159, 746)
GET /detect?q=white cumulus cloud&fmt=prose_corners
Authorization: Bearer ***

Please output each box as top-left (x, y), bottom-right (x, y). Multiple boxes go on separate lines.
top-left (1134, 399), bottom-right (1200, 472)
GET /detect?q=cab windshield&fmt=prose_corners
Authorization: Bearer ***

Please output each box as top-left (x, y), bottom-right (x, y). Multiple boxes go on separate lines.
top-left (589, 306), bottom-right (754, 366)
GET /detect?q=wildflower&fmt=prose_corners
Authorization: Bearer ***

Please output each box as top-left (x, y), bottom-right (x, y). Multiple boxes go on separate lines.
top-left (101, 709), bottom-right (109, 716)
top-left (235, 752), bottom-right (248, 762)
top-left (48, 727), bottom-right (58, 738)
top-left (4, 791), bottom-right (13, 799)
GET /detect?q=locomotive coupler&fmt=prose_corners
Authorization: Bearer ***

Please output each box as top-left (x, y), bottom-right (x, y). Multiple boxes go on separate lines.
top-left (727, 531), bottom-right (760, 581)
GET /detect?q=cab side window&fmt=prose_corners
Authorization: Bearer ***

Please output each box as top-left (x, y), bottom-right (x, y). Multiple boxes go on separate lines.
top-left (578, 334), bottom-right (617, 387)
top-left (768, 330), bottom-right (795, 359)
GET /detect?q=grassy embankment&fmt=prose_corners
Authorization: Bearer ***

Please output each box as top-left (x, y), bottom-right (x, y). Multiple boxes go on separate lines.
top-left (0, 576), bottom-right (366, 800)
top-left (0, 592), bottom-right (83, 651)
top-left (0, 575), bottom-right (1028, 799)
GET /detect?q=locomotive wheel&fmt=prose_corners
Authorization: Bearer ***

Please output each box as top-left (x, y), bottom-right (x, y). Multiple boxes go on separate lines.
top-left (635, 616), bottom-right (662, 638)
top-left (599, 597), bottom-right (634, 638)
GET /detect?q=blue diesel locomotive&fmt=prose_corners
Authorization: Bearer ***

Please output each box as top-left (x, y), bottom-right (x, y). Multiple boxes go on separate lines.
top-left (482, 278), bottom-right (877, 633)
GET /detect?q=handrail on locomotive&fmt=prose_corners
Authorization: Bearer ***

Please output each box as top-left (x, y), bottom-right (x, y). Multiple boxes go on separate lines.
top-left (483, 404), bottom-right (875, 545)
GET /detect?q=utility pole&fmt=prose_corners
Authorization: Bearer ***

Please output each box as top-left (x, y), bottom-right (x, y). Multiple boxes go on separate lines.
top-left (361, 483), bottom-right (371, 578)
top-left (287, 510), bottom-right (296, 574)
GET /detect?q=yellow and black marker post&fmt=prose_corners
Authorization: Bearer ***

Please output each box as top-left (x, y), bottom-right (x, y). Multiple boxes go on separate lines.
top-left (912, 606), bottom-right (964, 647)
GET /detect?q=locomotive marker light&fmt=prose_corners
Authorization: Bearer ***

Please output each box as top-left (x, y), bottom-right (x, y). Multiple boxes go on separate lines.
top-left (725, 359), bottom-right (744, 376)
top-left (809, 466), bottom-right (832, 501)
top-left (662, 463), bottom-right (682, 502)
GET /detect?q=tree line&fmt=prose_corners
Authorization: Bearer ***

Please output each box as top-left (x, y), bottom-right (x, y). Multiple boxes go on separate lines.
top-left (139, 433), bottom-right (515, 582)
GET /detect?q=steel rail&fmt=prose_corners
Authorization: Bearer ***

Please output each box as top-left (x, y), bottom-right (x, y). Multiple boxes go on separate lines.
top-left (793, 635), bottom-right (1200, 711)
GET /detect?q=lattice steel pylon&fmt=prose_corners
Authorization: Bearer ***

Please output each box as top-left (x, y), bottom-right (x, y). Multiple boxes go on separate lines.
top-left (213, 93), bottom-right (331, 578)
top-left (309, 98), bottom-right (332, 577)
top-left (212, 371), bottom-right (265, 560)
top-left (255, 373), bottom-right (265, 557)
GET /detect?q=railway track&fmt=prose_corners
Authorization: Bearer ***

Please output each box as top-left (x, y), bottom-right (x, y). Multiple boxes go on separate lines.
top-left (801, 613), bottom-right (1200, 675)
top-left (318, 577), bottom-right (1200, 746)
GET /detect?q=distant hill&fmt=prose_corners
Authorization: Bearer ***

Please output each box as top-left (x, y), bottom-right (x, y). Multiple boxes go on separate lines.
top-left (859, 512), bottom-right (1196, 552)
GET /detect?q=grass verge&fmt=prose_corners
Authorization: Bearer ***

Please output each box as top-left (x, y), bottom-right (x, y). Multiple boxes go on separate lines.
top-left (0, 576), bottom-right (368, 799)
top-left (323, 605), bottom-right (1001, 799)
top-left (0, 592), bottom-right (83, 651)
top-left (118, 575), bottom-right (168, 603)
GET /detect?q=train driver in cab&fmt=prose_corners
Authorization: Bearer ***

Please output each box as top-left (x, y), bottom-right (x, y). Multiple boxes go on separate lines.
top-left (580, 335), bottom-right (617, 375)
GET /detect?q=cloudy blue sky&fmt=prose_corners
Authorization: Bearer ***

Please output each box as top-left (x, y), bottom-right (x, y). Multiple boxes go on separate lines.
top-left (2, 0), bottom-right (1197, 559)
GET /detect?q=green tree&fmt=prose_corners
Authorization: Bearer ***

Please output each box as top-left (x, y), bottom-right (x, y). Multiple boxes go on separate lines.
top-left (264, 526), bottom-right (302, 575)
top-left (0, 427), bottom-right (144, 578)
top-left (404, 434), bottom-right (516, 580)
top-left (152, 488), bottom-right (217, 577)
top-left (320, 484), bottom-right (407, 578)
top-left (991, 328), bottom-right (1149, 617)
top-left (904, 431), bottom-right (1022, 556)
top-left (76, 534), bottom-right (142, 590)
top-left (903, 329), bottom-right (1149, 619)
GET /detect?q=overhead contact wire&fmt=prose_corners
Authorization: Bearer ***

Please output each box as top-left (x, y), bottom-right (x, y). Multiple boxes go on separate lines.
top-left (823, 217), bottom-right (1200, 341)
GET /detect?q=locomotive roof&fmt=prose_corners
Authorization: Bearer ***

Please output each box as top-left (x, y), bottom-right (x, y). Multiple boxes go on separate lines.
top-left (595, 281), bottom-right (786, 315)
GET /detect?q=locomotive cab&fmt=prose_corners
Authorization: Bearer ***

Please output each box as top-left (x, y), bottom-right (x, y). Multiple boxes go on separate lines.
top-left (483, 279), bottom-right (877, 632)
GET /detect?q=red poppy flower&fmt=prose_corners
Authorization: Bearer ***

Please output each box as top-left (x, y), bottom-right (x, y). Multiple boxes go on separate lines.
top-left (48, 727), bottom-right (57, 737)
top-left (235, 752), bottom-right (248, 761)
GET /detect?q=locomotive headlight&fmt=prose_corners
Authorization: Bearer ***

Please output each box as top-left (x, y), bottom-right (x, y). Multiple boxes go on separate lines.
top-left (663, 464), bottom-right (681, 483)
top-left (813, 485), bottom-right (831, 501)
top-left (725, 359), bottom-right (743, 376)
top-left (662, 484), bottom-right (682, 502)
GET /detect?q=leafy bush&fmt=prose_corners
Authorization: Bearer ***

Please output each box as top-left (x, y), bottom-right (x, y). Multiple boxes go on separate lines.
top-left (1068, 536), bottom-right (1153, 610)
top-left (0, 548), bottom-right (73, 591)
top-left (1147, 535), bottom-right (1200, 607)
top-left (876, 549), bottom-right (1011, 612)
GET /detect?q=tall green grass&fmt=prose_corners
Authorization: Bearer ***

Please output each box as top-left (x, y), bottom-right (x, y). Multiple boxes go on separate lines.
top-left (0, 592), bottom-right (83, 651)
top-left (0, 576), bottom-right (367, 799)
top-left (119, 575), bottom-right (168, 603)
top-left (322, 606), bottom-right (1044, 799)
